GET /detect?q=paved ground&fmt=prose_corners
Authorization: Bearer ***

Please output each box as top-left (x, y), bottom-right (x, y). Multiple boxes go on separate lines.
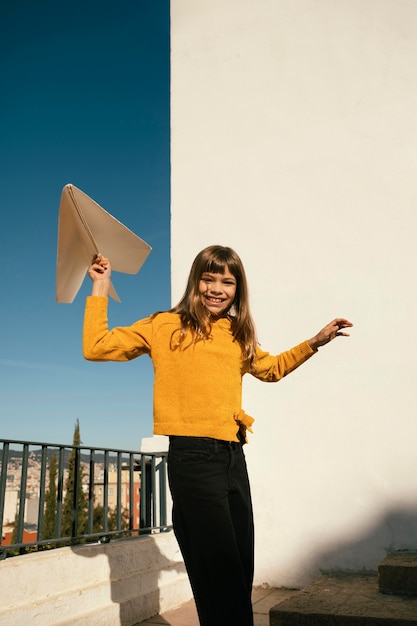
top-left (136, 574), bottom-right (417, 625)
top-left (136, 585), bottom-right (298, 626)
top-left (270, 573), bottom-right (417, 624)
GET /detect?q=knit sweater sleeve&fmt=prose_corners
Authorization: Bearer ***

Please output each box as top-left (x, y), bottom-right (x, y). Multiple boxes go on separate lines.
top-left (82, 296), bottom-right (153, 362)
top-left (250, 340), bottom-right (316, 382)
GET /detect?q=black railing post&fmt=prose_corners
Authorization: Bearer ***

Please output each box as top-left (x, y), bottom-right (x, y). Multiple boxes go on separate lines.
top-left (151, 456), bottom-right (157, 528)
top-left (87, 449), bottom-right (95, 535)
top-left (17, 445), bottom-right (29, 545)
top-left (71, 447), bottom-right (81, 538)
top-left (139, 457), bottom-right (152, 534)
top-left (36, 446), bottom-right (48, 542)
top-left (129, 453), bottom-right (135, 531)
top-left (103, 450), bottom-right (109, 533)
top-left (0, 442), bottom-right (10, 540)
top-left (56, 447), bottom-right (65, 538)
top-left (116, 452), bottom-right (122, 530)
top-left (159, 456), bottom-right (168, 528)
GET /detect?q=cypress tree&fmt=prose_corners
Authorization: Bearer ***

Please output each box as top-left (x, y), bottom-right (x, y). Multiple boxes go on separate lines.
top-left (11, 509), bottom-right (20, 545)
top-left (61, 420), bottom-right (88, 539)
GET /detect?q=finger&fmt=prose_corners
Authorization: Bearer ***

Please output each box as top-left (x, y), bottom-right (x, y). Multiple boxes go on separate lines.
top-left (336, 319), bottom-right (353, 328)
top-left (90, 261), bottom-right (107, 274)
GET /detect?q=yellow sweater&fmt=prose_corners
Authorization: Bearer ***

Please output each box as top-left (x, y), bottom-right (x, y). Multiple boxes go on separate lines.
top-left (83, 296), bottom-right (316, 442)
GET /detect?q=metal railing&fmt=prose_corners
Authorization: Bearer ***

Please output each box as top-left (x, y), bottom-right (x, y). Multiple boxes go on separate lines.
top-left (0, 438), bottom-right (171, 557)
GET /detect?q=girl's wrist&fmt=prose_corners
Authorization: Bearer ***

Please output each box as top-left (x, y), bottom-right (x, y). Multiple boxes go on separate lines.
top-left (308, 336), bottom-right (319, 351)
top-left (91, 281), bottom-right (110, 297)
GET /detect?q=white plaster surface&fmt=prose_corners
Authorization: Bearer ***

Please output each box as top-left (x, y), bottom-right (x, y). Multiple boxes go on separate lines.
top-left (140, 435), bottom-right (169, 453)
top-left (0, 533), bottom-right (191, 625)
top-left (171, 0), bottom-right (417, 587)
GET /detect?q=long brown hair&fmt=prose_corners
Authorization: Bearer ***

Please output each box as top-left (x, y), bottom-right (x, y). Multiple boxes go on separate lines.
top-left (170, 245), bottom-right (257, 367)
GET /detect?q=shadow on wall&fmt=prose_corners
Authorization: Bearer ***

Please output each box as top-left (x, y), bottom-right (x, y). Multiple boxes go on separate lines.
top-left (71, 532), bottom-right (188, 625)
top-left (304, 504), bottom-right (417, 582)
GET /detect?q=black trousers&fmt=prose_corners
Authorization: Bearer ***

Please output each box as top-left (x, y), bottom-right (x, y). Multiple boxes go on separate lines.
top-left (167, 436), bottom-right (254, 626)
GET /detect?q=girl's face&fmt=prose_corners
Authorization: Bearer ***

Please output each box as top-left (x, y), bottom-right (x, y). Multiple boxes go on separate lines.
top-left (198, 266), bottom-right (237, 317)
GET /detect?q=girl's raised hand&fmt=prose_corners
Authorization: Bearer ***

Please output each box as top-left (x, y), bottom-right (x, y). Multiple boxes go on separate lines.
top-left (308, 318), bottom-right (353, 351)
top-left (87, 255), bottom-right (112, 296)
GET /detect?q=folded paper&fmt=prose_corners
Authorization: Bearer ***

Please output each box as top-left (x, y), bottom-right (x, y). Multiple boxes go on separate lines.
top-left (56, 183), bottom-right (152, 303)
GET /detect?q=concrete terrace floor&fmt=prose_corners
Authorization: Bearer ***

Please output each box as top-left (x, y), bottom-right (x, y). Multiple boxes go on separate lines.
top-left (135, 586), bottom-right (299, 626)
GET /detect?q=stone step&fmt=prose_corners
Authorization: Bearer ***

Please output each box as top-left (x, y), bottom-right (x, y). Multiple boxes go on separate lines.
top-left (379, 552), bottom-right (417, 596)
top-left (269, 573), bottom-right (417, 625)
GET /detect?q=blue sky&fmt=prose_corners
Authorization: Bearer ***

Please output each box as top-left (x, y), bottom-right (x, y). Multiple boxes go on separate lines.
top-left (1, 1), bottom-right (170, 449)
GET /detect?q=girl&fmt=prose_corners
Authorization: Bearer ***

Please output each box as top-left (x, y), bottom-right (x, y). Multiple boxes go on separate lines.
top-left (83, 245), bottom-right (352, 626)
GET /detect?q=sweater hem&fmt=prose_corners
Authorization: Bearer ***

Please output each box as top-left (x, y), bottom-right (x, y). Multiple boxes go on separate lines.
top-left (154, 425), bottom-right (241, 443)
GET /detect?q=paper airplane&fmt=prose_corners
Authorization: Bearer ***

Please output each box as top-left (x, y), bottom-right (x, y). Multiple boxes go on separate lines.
top-left (56, 183), bottom-right (152, 303)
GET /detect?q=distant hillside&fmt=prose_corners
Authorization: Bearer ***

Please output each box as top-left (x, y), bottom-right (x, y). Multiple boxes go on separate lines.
top-left (0, 447), bottom-right (112, 465)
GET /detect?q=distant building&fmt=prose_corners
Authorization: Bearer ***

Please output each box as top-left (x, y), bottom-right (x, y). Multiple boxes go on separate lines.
top-left (2, 524), bottom-right (37, 546)
top-left (2, 489), bottom-right (18, 526)
top-left (94, 469), bottom-right (141, 529)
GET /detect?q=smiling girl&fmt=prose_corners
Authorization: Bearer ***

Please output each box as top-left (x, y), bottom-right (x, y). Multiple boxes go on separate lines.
top-left (83, 245), bottom-right (352, 626)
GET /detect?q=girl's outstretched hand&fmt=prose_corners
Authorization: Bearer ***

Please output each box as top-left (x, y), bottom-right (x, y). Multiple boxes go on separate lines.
top-left (308, 318), bottom-right (353, 351)
top-left (87, 255), bottom-right (112, 296)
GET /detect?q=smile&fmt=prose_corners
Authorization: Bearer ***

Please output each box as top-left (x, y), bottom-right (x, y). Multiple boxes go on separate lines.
top-left (205, 296), bottom-right (224, 303)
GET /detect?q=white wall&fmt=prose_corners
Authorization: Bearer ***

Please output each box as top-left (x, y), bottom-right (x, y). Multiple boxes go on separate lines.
top-left (171, 0), bottom-right (417, 587)
top-left (0, 534), bottom-right (191, 625)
